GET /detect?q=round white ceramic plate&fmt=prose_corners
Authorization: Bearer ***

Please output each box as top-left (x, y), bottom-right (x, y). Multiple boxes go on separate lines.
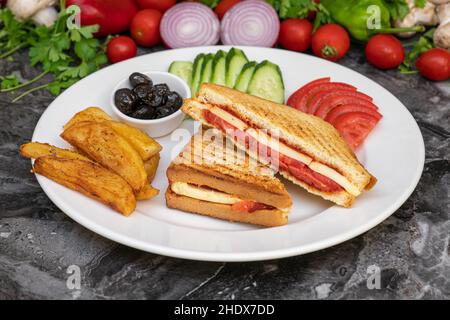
top-left (32, 46), bottom-right (424, 262)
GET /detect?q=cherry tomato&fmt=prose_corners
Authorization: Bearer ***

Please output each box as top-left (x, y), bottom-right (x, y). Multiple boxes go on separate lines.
top-left (215, 0), bottom-right (241, 20)
top-left (107, 36), bottom-right (137, 63)
top-left (311, 24), bottom-right (350, 62)
top-left (416, 48), bottom-right (450, 81)
top-left (137, 0), bottom-right (176, 12)
top-left (365, 34), bottom-right (405, 69)
top-left (130, 9), bottom-right (162, 47)
top-left (279, 19), bottom-right (313, 52)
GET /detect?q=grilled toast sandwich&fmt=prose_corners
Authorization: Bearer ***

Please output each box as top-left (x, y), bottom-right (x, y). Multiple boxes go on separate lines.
top-left (182, 83), bottom-right (377, 207)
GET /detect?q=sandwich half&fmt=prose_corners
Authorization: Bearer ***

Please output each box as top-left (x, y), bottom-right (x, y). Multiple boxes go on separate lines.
top-left (166, 129), bottom-right (292, 227)
top-left (182, 83), bottom-right (377, 208)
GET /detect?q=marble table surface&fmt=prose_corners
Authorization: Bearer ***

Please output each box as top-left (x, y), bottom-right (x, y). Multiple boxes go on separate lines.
top-left (0, 45), bottom-right (449, 300)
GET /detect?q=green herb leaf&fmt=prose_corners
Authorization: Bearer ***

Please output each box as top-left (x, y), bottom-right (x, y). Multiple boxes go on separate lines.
top-left (414, 0), bottom-right (426, 8)
top-left (200, 0), bottom-right (220, 9)
top-left (0, 73), bottom-right (21, 90)
top-left (399, 28), bottom-right (435, 73)
top-left (384, 0), bottom-right (410, 21)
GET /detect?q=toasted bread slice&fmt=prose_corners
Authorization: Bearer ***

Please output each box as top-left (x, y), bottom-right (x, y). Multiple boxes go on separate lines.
top-left (166, 189), bottom-right (288, 227)
top-left (182, 84), bottom-right (376, 206)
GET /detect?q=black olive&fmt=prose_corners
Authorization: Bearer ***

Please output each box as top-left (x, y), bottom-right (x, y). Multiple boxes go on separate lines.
top-left (165, 91), bottom-right (183, 109)
top-left (133, 84), bottom-right (153, 101)
top-left (156, 106), bottom-right (173, 118)
top-left (114, 88), bottom-right (137, 115)
top-left (131, 104), bottom-right (156, 119)
top-left (153, 83), bottom-right (170, 97)
top-left (147, 91), bottom-right (163, 107)
top-left (129, 72), bottom-right (152, 88)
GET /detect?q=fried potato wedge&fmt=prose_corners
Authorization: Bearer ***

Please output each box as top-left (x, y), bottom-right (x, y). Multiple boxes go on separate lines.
top-left (135, 184), bottom-right (159, 201)
top-left (20, 142), bottom-right (91, 161)
top-left (61, 121), bottom-right (147, 192)
top-left (33, 156), bottom-right (136, 216)
top-left (64, 107), bottom-right (112, 130)
top-left (144, 153), bottom-right (160, 183)
top-left (64, 106), bottom-right (162, 161)
top-left (104, 121), bottom-right (162, 161)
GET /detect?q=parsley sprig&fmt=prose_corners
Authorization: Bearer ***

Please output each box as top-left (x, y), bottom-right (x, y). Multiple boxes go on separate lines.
top-left (399, 28), bottom-right (435, 74)
top-left (266, 0), bottom-right (332, 31)
top-left (0, 2), bottom-right (107, 102)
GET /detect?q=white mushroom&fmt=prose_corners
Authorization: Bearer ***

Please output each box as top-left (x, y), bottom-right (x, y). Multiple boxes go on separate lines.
top-left (7, 0), bottom-right (57, 26)
top-left (395, 0), bottom-right (439, 37)
top-left (433, 3), bottom-right (450, 49)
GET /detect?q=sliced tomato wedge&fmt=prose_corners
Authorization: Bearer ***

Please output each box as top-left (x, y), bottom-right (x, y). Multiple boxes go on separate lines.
top-left (308, 90), bottom-right (374, 115)
top-left (326, 104), bottom-right (382, 124)
top-left (279, 154), bottom-right (342, 192)
top-left (296, 82), bottom-right (357, 113)
top-left (231, 200), bottom-right (274, 213)
top-left (313, 93), bottom-right (377, 119)
top-left (333, 112), bottom-right (380, 150)
top-left (287, 77), bottom-right (330, 110)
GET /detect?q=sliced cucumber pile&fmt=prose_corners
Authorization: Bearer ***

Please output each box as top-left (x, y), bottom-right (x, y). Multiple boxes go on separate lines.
top-left (168, 48), bottom-right (285, 103)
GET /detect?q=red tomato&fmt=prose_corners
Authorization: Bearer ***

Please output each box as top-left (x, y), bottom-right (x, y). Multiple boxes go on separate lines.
top-left (314, 93), bottom-right (378, 119)
top-left (137, 0), bottom-right (176, 12)
top-left (311, 24), bottom-right (350, 62)
top-left (333, 112), bottom-right (380, 150)
top-left (287, 77), bottom-right (330, 109)
top-left (279, 19), bottom-right (313, 52)
top-left (416, 48), bottom-right (450, 81)
top-left (130, 9), bottom-right (162, 47)
top-left (365, 34), bottom-right (405, 69)
top-left (215, 0), bottom-right (241, 20)
top-left (107, 36), bottom-right (137, 63)
top-left (308, 90), bottom-right (373, 115)
top-left (296, 82), bottom-right (356, 112)
top-left (326, 104), bottom-right (382, 124)
top-left (231, 200), bottom-right (272, 213)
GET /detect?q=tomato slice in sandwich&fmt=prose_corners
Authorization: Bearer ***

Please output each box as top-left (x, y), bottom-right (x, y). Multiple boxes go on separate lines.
top-left (332, 112), bottom-right (380, 150)
top-left (231, 200), bottom-right (274, 213)
top-left (309, 90), bottom-right (374, 116)
top-left (287, 77), bottom-right (330, 112)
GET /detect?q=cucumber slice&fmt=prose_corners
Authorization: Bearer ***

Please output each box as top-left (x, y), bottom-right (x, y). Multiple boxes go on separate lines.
top-left (225, 48), bottom-right (249, 88)
top-left (199, 53), bottom-right (214, 90)
top-left (234, 61), bottom-right (257, 92)
top-left (168, 61), bottom-right (193, 87)
top-left (191, 53), bottom-right (205, 95)
top-left (247, 60), bottom-right (285, 104)
top-left (211, 50), bottom-right (226, 86)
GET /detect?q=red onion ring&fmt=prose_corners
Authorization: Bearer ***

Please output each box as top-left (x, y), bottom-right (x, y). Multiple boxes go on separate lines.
top-left (160, 3), bottom-right (220, 49)
top-left (221, 0), bottom-right (280, 47)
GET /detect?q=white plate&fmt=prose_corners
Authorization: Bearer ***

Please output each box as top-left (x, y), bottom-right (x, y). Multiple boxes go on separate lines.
top-left (32, 46), bottom-right (424, 262)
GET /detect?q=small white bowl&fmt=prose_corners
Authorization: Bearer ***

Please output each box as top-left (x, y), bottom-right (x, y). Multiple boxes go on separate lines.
top-left (111, 71), bottom-right (190, 138)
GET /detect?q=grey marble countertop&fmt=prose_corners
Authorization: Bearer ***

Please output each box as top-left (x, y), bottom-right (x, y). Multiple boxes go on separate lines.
top-left (0, 45), bottom-right (449, 300)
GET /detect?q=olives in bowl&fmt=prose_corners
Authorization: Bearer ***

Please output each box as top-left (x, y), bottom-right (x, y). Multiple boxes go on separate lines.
top-left (111, 71), bottom-right (190, 137)
top-left (114, 72), bottom-right (183, 120)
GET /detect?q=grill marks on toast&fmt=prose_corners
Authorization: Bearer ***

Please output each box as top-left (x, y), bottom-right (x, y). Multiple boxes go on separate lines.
top-left (172, 130), bottom-right (287, 195)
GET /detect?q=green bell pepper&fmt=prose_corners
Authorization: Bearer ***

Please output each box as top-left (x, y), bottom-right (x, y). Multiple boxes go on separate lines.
top-left (321, 0), bottom-right (425, 42)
